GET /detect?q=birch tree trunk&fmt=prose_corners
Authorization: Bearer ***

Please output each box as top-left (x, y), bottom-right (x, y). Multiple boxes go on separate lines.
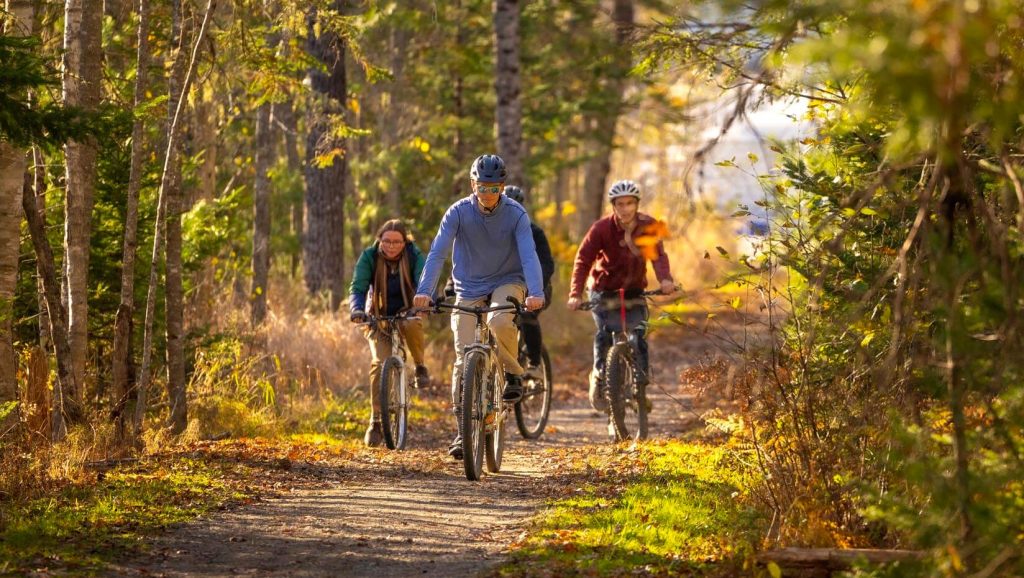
top-left (252, 102), bottom-right (273, 327)
top-left (0, 0), bottom-right (35, 436)
top-left (111, 0), bottom-right (150, 442)
top-left (493, 0), bottom-right (524, 185)
top-left (134, 0), bottom-right (215, 437)
top-left (303, 1), bottom-right (347, 311)
top-left (61, 0), bottom-right (103, 405)
top-left (0, 148), bottom-right (24, 436)
top-left (163, 0), bottom-right (189, 435)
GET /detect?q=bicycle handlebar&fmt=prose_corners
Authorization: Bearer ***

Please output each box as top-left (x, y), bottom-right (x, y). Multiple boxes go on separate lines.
top-left (431, 295), bottom-right (526, 317)
top-left (356, 308), bottom-right (426, 325)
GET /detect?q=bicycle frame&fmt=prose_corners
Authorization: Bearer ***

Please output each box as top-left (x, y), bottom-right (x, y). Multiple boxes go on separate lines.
top-left (581, 289), bottom-right (662, 441)
top-left (434, 296), bottom-right (525, 479)
top-left (361, 309), bottom-right (421, 450)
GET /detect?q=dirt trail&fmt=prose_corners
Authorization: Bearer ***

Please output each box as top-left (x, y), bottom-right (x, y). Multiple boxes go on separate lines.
top-left (112, 323), bottom-right (727, 578)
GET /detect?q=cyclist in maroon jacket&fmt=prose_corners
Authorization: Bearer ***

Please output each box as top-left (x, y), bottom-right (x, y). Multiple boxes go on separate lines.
top-left (567, 179), bottom-right (676, 412)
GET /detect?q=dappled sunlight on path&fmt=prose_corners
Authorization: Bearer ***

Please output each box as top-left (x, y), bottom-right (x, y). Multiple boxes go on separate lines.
top-left (111, 319), bottom-right (748, 577)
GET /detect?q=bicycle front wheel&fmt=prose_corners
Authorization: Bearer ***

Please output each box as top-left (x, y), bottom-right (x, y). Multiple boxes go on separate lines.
top-left (606, 343), bottom-right (648, 442)
top-left (379, 357), bottom-right (407, 450)
top-left (461, 350), bottom-right (487, 480)
top-left (515, 347), bottom-right (552, 439)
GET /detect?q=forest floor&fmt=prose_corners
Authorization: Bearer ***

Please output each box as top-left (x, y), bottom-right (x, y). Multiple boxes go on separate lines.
top-left (103, 306), bottom-right (760, 578)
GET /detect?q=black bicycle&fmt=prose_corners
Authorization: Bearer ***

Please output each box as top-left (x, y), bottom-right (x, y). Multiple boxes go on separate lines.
top-left (580, 289), bottom-right (664, 442)
top-left (361, 309), bottom-right (421, 450)
top-left (513, 322), bottom-right (552, 439)
top-left (433, 296), bottom-right (526, 480)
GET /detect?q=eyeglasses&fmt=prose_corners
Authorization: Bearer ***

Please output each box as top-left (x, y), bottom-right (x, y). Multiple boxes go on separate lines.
top-left (474, 183), bottom-right (502, 195)
top-left (380, 239), bottom-right (405, 247)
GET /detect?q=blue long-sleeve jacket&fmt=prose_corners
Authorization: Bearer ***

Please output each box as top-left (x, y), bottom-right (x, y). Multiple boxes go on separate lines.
top-left (417, 196), bottom-right (544, 300)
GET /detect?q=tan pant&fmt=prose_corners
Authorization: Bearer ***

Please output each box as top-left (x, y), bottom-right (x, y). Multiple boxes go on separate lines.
top-left (366, 318), bottom-right (426, 420)
top-left (449, 283), bottom-right (525, 405)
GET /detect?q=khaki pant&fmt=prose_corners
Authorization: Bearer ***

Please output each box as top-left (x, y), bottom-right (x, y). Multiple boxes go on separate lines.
top-left (449, 283), bottom-right (525, 406)
top-left (366, 318), bottom-right (426, 420)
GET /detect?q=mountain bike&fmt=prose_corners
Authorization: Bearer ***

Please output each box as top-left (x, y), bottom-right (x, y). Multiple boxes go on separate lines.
top-left (514, 320), bottom-right (552, 439)
top-left (434, 296), bottom-right (526, 480)
top-left (362, 309), bottom-right (422, 450)
top-left (580, 289), bottom-right (663, 442)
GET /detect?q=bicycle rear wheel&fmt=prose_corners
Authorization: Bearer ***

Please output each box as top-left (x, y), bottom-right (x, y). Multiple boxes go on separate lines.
top-left (461, 350), bottom-right (487, 480)
top-left (515, 347), bottom-right (552, 439)
top-left (606, 343), bottom-right (648, 442)
top-left (379, 357), bottom-right (407, 450)
top-left (485, 369), bottom-right (505, 472)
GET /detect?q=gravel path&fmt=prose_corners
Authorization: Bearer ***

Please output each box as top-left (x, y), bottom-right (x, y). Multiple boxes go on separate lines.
top-left (111, 323), bottom-right (726, 577)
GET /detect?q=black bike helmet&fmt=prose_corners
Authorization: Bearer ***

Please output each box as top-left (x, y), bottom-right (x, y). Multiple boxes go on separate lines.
top-left (470, 154), bottom-right (508, 182)
top-left (503, 185), bottom-right (525, 204)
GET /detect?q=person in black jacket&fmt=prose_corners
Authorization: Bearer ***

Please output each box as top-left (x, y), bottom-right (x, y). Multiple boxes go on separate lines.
top-left (503, 186), bottom-right (554, 375)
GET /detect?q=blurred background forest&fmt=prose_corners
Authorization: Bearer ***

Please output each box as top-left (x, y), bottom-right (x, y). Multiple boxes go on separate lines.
top-left (2, 0), bottom-right (1024, 575)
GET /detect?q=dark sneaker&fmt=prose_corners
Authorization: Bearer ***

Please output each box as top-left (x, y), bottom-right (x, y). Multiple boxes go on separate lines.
top-left (414, 365), bottom-right (431, 389)
top-left (363, 421), bottom-right (383, 447)
top-left (589, 369), bottom-right (608, 413)
top-left (502, 373), bottom-right (524, 403)
top-left (448, 435), bottom-right (463, 460)
top-left (636, 368), bottom-right (650, 387)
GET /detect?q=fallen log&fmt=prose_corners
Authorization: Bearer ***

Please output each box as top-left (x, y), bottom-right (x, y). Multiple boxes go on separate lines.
top-left (757, 548), bottom-right (923, 576)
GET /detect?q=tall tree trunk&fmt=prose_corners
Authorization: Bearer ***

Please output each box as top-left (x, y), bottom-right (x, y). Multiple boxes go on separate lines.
top-left (303, 2), bottom-right (347, 311)
top-left (0, 1), bottom-right (33, 438)
top-left (493, 0), bottom-right (524, 185)
top-left (581, 0), bottom-right (633, 227)
top-left (163, 0), bottom-right (189, 435)
top-left (22, 171), bottom-right (83, 440)
top-left (134, 0), bottom-right (215, 437)
top-left (33, 147), bottom-right (50, 351)
top-left (1, 0), bottom-right (36, 438)
top-left (111, 0), bottom-right (150, 443)
top-left (61, 0), bottom-right (103, 407)
top-left (0, 147), bottom-right (24, 436)
top-left (0, 0), bottom-right (33, 433)
top-left (252, 102), bottom-right (273, 327)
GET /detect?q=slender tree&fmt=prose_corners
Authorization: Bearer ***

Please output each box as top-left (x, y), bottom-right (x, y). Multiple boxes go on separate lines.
top-left (111, 0), bottom-right (151, 441)
top-left (22, 169), bottom-right (83, 441)
top-left (163, 0), bottom-right (189, 435)
top-left (303, 1), bottom-right (347, 310)
top-left (252, 101), bottom-right (273, 326)
top-left (493, 0), bottom-right (523, 184)
top-left (61, 0), bottom-right (103, 404)
top-left (135, 0), bottom-right (216, 436)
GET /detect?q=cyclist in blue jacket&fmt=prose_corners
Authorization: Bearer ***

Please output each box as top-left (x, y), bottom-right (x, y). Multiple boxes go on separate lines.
top-left (413, 155), bottom-right (545, 459)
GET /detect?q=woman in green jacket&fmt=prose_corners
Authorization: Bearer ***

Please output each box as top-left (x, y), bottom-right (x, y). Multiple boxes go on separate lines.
top-left (348, 219), bottom-right (430, 446)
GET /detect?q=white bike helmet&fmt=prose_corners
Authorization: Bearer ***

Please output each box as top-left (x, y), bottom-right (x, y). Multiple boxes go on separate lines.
top-left (608, 179), bottom-right (641, 202)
